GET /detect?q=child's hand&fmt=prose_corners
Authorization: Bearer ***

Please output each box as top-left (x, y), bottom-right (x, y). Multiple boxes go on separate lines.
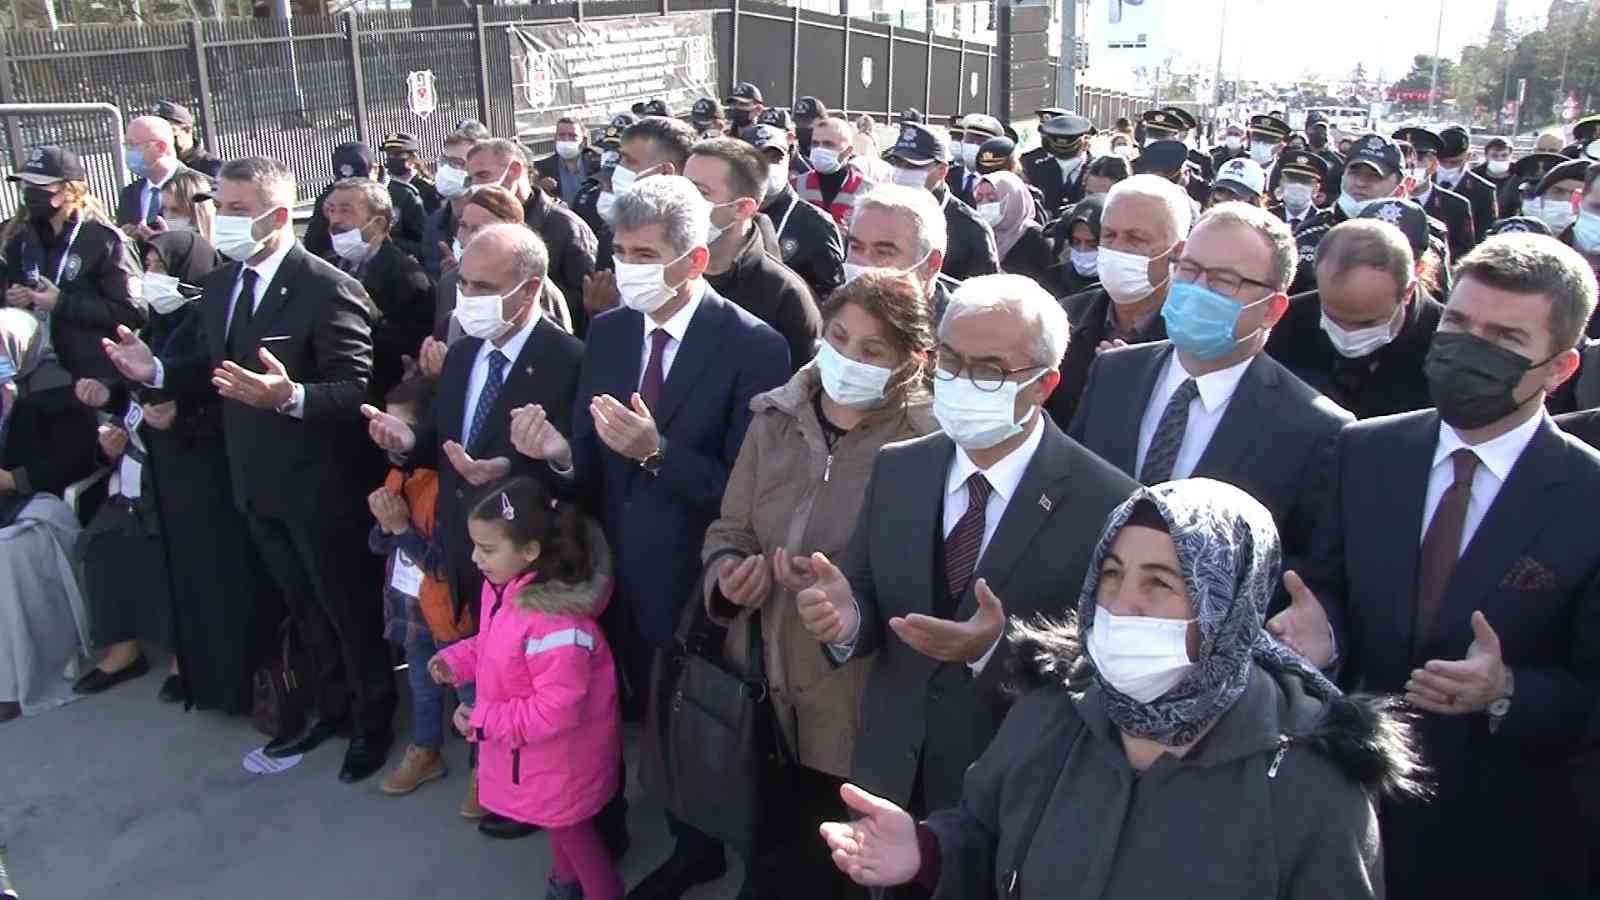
top-left (367, 486), bottom-right (411, 534)
top-left (427, 653), bottom-right (453, 685)
top-left (453, 703), bottom-right (474, 738)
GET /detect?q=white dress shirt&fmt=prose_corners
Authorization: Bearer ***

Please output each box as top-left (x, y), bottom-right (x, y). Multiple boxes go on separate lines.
top-left (141, 163), bottom-right (178, 222)
top-left (1134, 351), bottom-right (1254, 480)
top-left (461, 315), bottom-right (538, 443)
top-left (638, 279), bottom-right (705, 389)
top-left (1420, 411), bottom-right (1544, 556)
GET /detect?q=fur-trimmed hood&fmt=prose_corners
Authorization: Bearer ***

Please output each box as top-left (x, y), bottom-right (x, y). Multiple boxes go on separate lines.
top-left (1007, 616), bottom-right (1429, 800)
top-left (510, 519), bottom-right (614, 619)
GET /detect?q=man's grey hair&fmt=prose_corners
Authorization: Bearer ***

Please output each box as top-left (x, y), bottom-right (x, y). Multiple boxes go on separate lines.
top-left (612, 175), bottom-right (711, 255)
top-left (469, 138), bottom-right (530, 183)
top-left (452, 121), bottom-right (492, 143)
top-left (220, 156), bottom-right (296, 210)
top-left (1315, 219), bottom-right (1415, 295)
top-left (1194, 201), bottom-right (1298, 292)
top-left (1455, 234), bottom-right (1600, 353)
top-left (467, 223), bottom-right (550, 286)
top-left (1105, 173), bottom-right (1193, 243)
top-left (331, 177), bottom-right (394, 233)
top-left (856, 184), bottom-right (948, 258)
top-left (941, 274), bottom-right (1071, 369)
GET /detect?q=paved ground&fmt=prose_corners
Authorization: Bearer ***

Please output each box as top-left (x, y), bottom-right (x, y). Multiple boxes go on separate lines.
top-left (1, 650), bottom-right (744, 900)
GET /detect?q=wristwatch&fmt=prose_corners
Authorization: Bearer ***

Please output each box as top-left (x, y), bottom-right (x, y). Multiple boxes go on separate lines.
top-left (639, 440), bottom-right (665, 476)
top-left (1487, 669), bottom-right (1515, 733)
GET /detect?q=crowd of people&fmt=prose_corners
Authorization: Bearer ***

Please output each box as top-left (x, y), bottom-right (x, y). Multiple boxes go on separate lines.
top-left (3, 87), bottom-right (1600, 899)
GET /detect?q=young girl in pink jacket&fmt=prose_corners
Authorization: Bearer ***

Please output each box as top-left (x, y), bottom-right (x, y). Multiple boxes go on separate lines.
top-left (428, 477), bottom-right (622, 900)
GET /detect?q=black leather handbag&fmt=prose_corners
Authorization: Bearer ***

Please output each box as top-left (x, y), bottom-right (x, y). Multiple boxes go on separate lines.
top-left (251, 619), bottom-right (310, 740)
top-left (646, 601), bottom-right (790, 858)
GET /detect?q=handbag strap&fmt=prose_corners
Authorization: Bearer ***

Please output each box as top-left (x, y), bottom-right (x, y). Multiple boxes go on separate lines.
top-left (1004, 712), bottom-right (1083, 899)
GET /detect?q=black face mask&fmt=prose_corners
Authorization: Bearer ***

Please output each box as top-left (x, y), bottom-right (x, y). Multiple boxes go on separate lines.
top-left (385, 158), bottom-right (411, 179)
top-left (22, 187), bottom-right (58, 222)
top-left (1424, 330), bottom-right (1556, 430)
top-left (796, 126), bottom-right (814, 157)
top-left (730, 108), bottom-right (754, 129)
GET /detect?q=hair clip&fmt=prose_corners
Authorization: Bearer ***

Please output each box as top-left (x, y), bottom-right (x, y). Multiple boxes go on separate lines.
top-left (500, 493), bottom-right (515, 521)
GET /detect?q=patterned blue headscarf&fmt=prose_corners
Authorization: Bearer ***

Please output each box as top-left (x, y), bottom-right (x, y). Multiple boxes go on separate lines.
top-left (1076, 478), bottom-right (1340, 746)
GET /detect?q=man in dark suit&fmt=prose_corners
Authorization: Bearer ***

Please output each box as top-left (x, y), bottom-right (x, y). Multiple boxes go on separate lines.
top-left (1435, 125), bottom-right (1498, 243)
top-left (102, 156), bottom-right (395, 782)
top-left (1069, 202), bottom-right (1352, 601)
top-left (1394, 127), bottom-right (1476, 261)
top-left (1267, 210), bottom-right (1445, 419)
top-left (1023, 113), bottom-right (1094, 221)
top-left (321, 177), bottom-right (435, 400)
top-left (115, 115), bottom-right (193, 235)
top-left (1269, 234), bottom-right (1600, 899)
top-left (795, 273), bottom-right (1138, 814)
top-left (1047, 173), bottom-right (1191, 429)
top-left (507, 175), bottom-right (789, 899)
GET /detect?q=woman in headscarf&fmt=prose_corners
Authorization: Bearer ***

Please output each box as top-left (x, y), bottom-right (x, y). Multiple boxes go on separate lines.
top-left (821, 479), bottom-right (1425, 899)
top-left (71, 231), bottom-right (279, 711)
top-left (0, 307), bottom-right (98, 722)
top-left (973, 172), bottom-right (1051, 290)
top-left (1051, 194), bottom-right (1104, 298)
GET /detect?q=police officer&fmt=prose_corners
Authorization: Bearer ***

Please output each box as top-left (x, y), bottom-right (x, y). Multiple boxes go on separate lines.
top-left (1158, 106), bottom-right (1198, 144)
top-left (1433, 125), bottom-right (1498, 243)
top-left (742, 123), bottom-right (845, 300)
top-left (725, 82), bottom-right (765, 131)
top-left (1246, 113), bottom-right (1290, 179)
top-left (1265, 200), bottom-right (1445, 419)
top-left (690, 98), bottom-right (727, 139)
top-left (1503, 151), bottom-right (1569, 222)
top-left (1303, 110), bottom-right (1346, 201)
top-left (1209, 121), bottom-right (1248, 174)
top-left (1268, 150), bottom-right (1330, 232)
top-left (947, 113), bottom-right (1003, 205)
top-left (1023, 113), bottom-right (1093, 221)
top-left (636, 98), bottom-right (671, 118)
top-left (1472, 136), bottom-right (1519, 217)
top-left (1138, 108), bottom-right (1185, 144)
top-left (379, 132), bottom-right (439, 261)
top-left (1021, 107), bottom-right (1069, 169)
top-left (883, 122), bottom-right (998, 282)
top-left (976, 135), bottom-right (1047, 222)
top-left (793, 96), bottom-right (825, 164)
top-left (1562, 113), bottom-right (1600, 158)
top-left (757, 106), bottom-right (807, 178)
top-left (147, 100), bottom-right (223, 179)
top-left (1291, 133), bottom-right (1406, 293)
top-left (1392, 126), bottom-right (1475, 260)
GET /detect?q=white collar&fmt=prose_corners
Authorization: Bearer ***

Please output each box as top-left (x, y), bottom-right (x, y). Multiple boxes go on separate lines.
top-left (1413, 185), bottom-right (1433, 207)
top-left (148, 160), bottom-right (180, 189)
top-left (1434, 409), bottom-right (1545, 483)
top-left (243, 237), bottom-right (294, 289)
top-left (1169, 350), bottom-right (1255, 414)
top-left (946, 413), bottom-right (1047, 506)
top-left (645, 277), bottom-right (706, 343)
top-left (477, 313), bottom-right (539, 367)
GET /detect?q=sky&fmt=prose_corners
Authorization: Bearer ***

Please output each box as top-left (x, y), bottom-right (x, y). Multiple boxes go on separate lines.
top-left (1086, 0), bottom-right (1557, 86)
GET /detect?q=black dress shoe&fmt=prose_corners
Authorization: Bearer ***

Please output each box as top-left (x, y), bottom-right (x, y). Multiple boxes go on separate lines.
top-left (264, 717), bottom-right (347, 759)
top-left (338, 731), bottom-right (393, 783)
top-left (626, 849), bottom-right (728, 900)
top-left (158, 675), bottom-right (187, 703)
top-left (72, 654), bottom-right (150, 695)
top-left (0, 701), bottom-right (20, 723)
top-left (478, 812), bottom-right (541, 839)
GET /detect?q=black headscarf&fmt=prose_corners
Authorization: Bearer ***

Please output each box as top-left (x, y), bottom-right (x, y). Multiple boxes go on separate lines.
top-left (141, 230), bottom-right (220, 289)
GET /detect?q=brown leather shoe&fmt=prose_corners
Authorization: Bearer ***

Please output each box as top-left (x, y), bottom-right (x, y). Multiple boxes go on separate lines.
top-left (460, 769), bottom-right (486, 819)
top-left (379, 745), bottom-right (445, 796)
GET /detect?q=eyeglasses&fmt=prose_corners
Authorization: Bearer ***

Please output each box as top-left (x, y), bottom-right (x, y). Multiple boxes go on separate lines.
top-left (1170, 258), bottom-right (1275, 298)
top-left (933, 350), bottom-right (1044, 392)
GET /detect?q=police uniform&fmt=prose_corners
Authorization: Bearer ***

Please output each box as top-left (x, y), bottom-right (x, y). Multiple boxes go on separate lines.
top-left (570, 124), bottom-right (625, 269)
top-left (1501, 152), bottom-right (1568, 221)
top-left (793, 96), bottom-right (825, 162)
top-left (1393, 127), bottom-right (1476, 260)
top-left (1246, 114), bottom-right (1291, 193)
top-left (1434, 126), bottom-right (1498, 243)
top-left (947, 114), bottom-right (1004, 206)
top-left (744, 123), bottom-right (845, 299)
top-left (1210, 140), bottom-right (1247, 179)
top-left (1023, 113), bottom-right (1094, 222)
top-left (887, 123), bottom-right (999, 283)
top-left (1138, 108), bottom-right (1185, 144)
top-left (1021, 107), bottom-right (1070, 170)
top-left (1291, 134), bottom-right (1402, 294)
top-left (977, 136), bottom-right (1048, 223)
top-left (1185, 148), bottom-right (1213, 206)
top-left (1267, 150), bottom-right (1330, 232)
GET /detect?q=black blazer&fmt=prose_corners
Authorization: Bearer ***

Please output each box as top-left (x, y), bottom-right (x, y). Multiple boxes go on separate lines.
top-left (1441, 169), bottom-right (1500, 244)
top-left (412, 319), bottom-right (583, 613)
top-left (762, 186), bottom-right (845, 301)
top-left (1067, 342), bottom-right (1352, 599)
top-left (1556, 408), bottom-right (1600, 450)
top-left (522, 188), bottom-right (597, 336)
top-left (1044, 286), bottom-right (1167, 430)
top-left (1305, 411), bottom-right (1600, 897)
top-left (0, 383), bottom-right (98, 498)
top-left (1022, 152), bottom-right (1089, 221)
top-left (841, 420), bottom-right (1138, 812)
top-left (114, 162), bottom-right (195, 227)
top-left (355, 238), bottom-right (435, 399)
top-left (937, 188), bottom-right (1000, 283)
top-left (999, 224), bottom-right (1055, 291)
top-left (161, 242), bottom-right (377, 522)
top-left (1421, 183), bottom-right (1477, 261)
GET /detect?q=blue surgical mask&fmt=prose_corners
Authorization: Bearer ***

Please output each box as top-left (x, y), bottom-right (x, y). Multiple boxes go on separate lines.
top-left (125, 146), bottom-right (151, 180)
top-left (1160, 281), bottom-right (1272, 361)
top-left (1574, 210), bottom-right (1600, 253)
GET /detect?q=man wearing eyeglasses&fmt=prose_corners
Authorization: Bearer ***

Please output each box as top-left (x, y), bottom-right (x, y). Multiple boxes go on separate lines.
top-left (1067, 202), bottom-right (1353, 610)
top-left (793, 274), bottom-right (1138, 815)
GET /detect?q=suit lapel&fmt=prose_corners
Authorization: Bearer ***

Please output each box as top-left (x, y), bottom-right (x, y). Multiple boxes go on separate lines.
top-left (1381, 412), bottom-right (1445, 657)
top-left (242, 244), bottom-right (304, 347)
top-left (960, 420), bottom-right (1076, 619)
top-left (651, 290), bottom-right (721, 429)
top-left (471, 325), bottom-right (547, 454)
top-left (437, 336), bottom-right (480, 444)
top-left (1194, 354), bottom-right (1274, 479)
top-left (205, 262), bottom-right (241, 361)
top-left (1104, 344), bottom-right (1171, 474)
top-left (1422, 418), bottom-right (1568, 655)
top-left (903, 435), bottom-right (953, 618)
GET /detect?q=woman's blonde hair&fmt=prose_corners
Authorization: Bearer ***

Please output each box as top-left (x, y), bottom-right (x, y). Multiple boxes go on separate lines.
top-left (1, 179), bottom-right (115, 247)
top-left (160, 169), bottom-right (216, 243)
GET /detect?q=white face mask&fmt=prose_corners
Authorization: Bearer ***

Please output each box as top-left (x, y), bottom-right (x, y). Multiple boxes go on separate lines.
top-left (932, 368), bottom-right (1043, 450)
top-left (767, 164), bottom-right (789, 196)
top-left (213, 207), bottom-right (281, 262)
top-left (841, 249), bottom-right (933, 290)
top-left (891, 165), bottom-right (932, 190)
top-left (1320, 301), bottom-right (1402, 359)
top-left (1248, 140), bottom-right (1276, 165)
top-left (1486, 159), bottom-right (1512, 177)
top-left (454, 279), bottom-right (526, 341)
top-left (435, 164), bottom-right (469, 199)
top-left (1435, 164), bottom-right (1463, 184)
top-left (959, 143), bottom-right (979, 170)
top-left (1086, 605), bottom-right (1196, 703)
top-left (1281, 182), bottom-right (1315, 214)
top-left (809, 146), bottom-right (843, 175)
top-left (976, 202), bottom-right (1004, 227)
top-left (1098, 245), bottom-right (1172, 306)
top-left (330, 220), bottom-right (377, 265)
top-left (596, 190), bottom-right (618, 225)
top-left (1070, 248), bottom-right (1098, 277)
top-left (1575, 210), bottom-right (1600, 253)
top-left (1409, 166), bottom-right (1432, 188)
top-left (610, 164), bottom-right (645, 196)
top-left (451, 236), bottom-right (466, 262)
top-left (614, 248), bottom-right (692, 314)
top-left (143, 271), bottom-right (188, 314)
top-left (555, 140), bottom-right (582, 161)
top-left (1527, 197), bottom-right (1577, 233)
top-left (163, 216), bottom-right (193, 233)
top-left (816, 339), bottom-right (893, 409)
top-left (1224, 135), bottom-right (1243, 150)
top-left (707, 200), bottom-right (746, 244)
top-left (1337, 190), bottom-right (1378, 220)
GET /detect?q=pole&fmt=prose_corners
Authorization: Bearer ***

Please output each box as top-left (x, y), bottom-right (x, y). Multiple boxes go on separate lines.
top-left (1426, 0), bottom-right (1442, 117)
top-left (1212, 0), bottom-right (1227, 125)
top-left (1057, 0), bottom-right (1076, 111)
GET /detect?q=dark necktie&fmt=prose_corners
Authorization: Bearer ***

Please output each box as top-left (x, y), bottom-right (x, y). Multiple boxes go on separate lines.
top-left (640, 328), bottom-right (671, 411)
top-left (466, 350), bottom-right (508, 451)
top-left (1140, 378), bottom-right (1200, 485)
top-left (1415, 449), bottom-right (1480, 645)
top-left (226, 267), bottom-right (259, 362)
top-left (146, 184), bottom-right (161, 226)
top-left (943, 473), bottom-right (993, 603)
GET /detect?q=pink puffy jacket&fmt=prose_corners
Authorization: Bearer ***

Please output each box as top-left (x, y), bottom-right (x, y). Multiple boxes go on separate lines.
top-left (438, 521), bottom-right (620, 828)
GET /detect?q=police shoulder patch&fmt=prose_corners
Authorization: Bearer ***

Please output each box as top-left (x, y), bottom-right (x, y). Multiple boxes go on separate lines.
top-left (780, 237), bottom-right (798, 259)
top-left (62, 253), bottom-right (83, 282)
